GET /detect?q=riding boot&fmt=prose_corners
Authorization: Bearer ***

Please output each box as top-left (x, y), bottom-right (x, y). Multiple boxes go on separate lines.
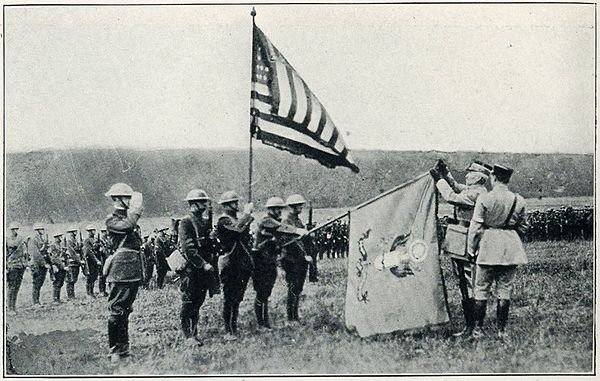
top-left (262, 301), bottom-right (272, 329)
top-left (286, 291), bottom-right (296, 321)
top-left (231, 303), bottom-right (239, 334)
top-left (472, 299), bottom-right (487, 338)
top-left (223, 301), bottom-right (233, 334)
top-left (497, 299), bottom-right (510, 337)
top-left (453, 298), bottom-right (475, 337)
top-left (190, 307), bottom-right (200, 338)
top-left (108, 317), bottom-right (120, 354)
top-left (254, 300), bottom-right (265, 327)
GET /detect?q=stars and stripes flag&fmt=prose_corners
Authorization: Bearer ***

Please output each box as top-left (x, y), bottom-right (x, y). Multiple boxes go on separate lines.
top-left (250, 23), bottom-right (359, 173)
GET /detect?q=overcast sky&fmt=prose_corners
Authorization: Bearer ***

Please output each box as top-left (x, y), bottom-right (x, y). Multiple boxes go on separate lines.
top-left (4, 3), bottom-right (595, 154)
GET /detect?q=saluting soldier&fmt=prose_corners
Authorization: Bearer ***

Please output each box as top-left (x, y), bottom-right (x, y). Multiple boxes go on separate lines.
top-left (177, 189), bottom-right (216, 345)
top-left (215, 190), bottom-right (254, 341)
top-left (430, 159), bottom-right (490, 337)
top-left (97, 229), bottom-right (110, 297)
top-left (65, 226), bottom-right (82, 300)
top-left (82, 225), bottom-right (102, 298)
top-left (48, 233), bottom-right (68, 304)
top-left (281, 194), bottom-right (314, 323)
top-left (103, 182), bottom-right (144, 362)
top-left (29, 223), bottom-right (49, 306)
top-left (6, 223), bottom-right (27, 314)
top-left (467, 165), bottom-right (528, 339)
top-left (252, 197), bottom-right (307, 329)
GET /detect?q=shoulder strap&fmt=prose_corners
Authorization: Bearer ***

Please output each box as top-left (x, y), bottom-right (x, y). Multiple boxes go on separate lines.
top-left (503, 195), bottom-right (518, 228)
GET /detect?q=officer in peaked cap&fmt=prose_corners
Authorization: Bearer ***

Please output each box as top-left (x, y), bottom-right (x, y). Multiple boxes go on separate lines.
top-left (29, 223), bottom-right (50, 306)
top-left (252, 197), bottom-right (308, 329)
top-left (82, 225), bottom-right (102, 298)
top-left (215, 190), bottom-right (254, 341)
top-left (281, 194), bottom-right (315, 324)
top-left (103, 182), bottom-right (144, 362)
top-left (6, 222), bottom-right (27, 314)
top-left (177, 189), bottom-right (217, 345)
top-left (467, 164), bottom-right (528, 340)
top-left (430, 159), bottom-right (490, 338)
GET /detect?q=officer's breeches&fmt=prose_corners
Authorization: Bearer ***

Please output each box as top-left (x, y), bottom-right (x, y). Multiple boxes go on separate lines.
top-left (252, 262), bottom-right (277, 303)
top-left (31, 266), bottom-right (48, 303)
top-left (6, 268), bottom-right (25, 310)
top-left (179, 272), bottom-right (207, 338)
top-left (107, 282), bottom-right (139, 354)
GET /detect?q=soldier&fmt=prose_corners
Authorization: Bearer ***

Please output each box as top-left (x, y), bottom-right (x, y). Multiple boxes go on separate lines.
top-left (252, 197), bottom-right (307, 329)
top-left (29, 223), bottom-right (49, 306)
top-left (103, 182), bottom-right (144, 362)
top-left (177, 189), bottom-right (216, 345)
top-left (64, 226), bottom-right (82, 300)
top-left (467, 165), bottom-right (528, 340)
top-left (141, 235), bottom-right (155, 289)
top-left (97, 229), bottom-right (110, 297)
top-left (48, 233), bottom-right (68, 304)
top-left (6, 223), bottom-right (27, 314)
top-left (430, 159), bottom-right (490, 337)
top-left (281, 194), bottom-right (314, 323)
top-left (154, 229), bottom-right (171, 289)
top-left (82, 225), bottom-right (102, 298)
top-left (215, 190), bottom-right (254, 341)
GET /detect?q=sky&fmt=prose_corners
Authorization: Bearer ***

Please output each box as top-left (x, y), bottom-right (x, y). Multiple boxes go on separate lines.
top-left (4, 3), bottom-right (596, 154)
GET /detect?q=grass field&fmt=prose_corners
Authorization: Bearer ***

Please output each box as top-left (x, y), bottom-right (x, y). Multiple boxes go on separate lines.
top-left (5, 239), bottom-right (594, 375)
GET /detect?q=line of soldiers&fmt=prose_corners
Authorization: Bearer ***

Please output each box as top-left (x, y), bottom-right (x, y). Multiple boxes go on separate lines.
top-left (526, 206), bottom-right (593, 242)
top-left (312, 220), bottom-right (349, 259)
top-left (98, 182), bottom-right (320, 362)
top-left (5, 222), bottom-right (111, 314)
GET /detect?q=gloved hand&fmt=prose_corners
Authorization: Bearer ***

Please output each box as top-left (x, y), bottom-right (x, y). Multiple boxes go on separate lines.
top-left (435, 159), bottom-right (449, 177)
top-left (429, 168), bottom-right (441, 182)
top-left (304, 255), bottom-right (313, 263)
top-left (243, 202), bottom-right (254, 215)
top-left (130, 192), bottom-right (144, 214)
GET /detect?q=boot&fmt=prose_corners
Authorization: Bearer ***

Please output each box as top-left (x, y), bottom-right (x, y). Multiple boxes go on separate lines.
top-left (453, 298), bottom-right (475, 337)
top-left (472, 299), bottom-right (487, 339)
top-left (262, 301), bottom-right (272, 329)
top-left (254, 300), bottom-right (264, 327)
top-left (496, 299), bottom-right (510, 339)
top-left (32, 286), bottom-right (41, 305)
top-left (231, 303), bottom-right (239, 334)
top-left (66, 283), bottom-right (75, 300)
top-left (7, 288), bottom-right (16, 311)
top-left (180, 304), bottom-right (194, 338)
top-left (223, 301), bottom-right (233, 334)
top-left (53, 288), bottom-right (62, 304)
top-left (293, 295), bottom-right (301, 321)
top-left (286, 292), bottom-right (296, 321)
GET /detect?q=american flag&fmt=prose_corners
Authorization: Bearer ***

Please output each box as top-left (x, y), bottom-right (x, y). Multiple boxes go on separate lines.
top-left (250, 24), bottom-right (359, 173)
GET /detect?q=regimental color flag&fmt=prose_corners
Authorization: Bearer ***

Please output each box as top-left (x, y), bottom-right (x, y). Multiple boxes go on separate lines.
top-left (250, 24), bottom-right (359, 173)
top-left (345, 173), bottom-right (450, 337)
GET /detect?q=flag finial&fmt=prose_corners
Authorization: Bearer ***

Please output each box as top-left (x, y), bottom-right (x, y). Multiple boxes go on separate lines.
top-left (251, 7), bottom-right (256, 17)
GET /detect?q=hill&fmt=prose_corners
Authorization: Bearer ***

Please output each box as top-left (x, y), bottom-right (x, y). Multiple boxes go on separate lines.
top-left (5, 148), bottom-right (593, 224)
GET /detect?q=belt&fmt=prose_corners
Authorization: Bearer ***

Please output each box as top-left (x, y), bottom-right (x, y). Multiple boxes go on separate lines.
top-left (483, 225), bottom-right (516, 230)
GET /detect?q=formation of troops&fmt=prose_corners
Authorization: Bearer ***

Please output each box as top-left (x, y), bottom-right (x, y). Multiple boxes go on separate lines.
top-left (5, 160), bottom-right (594, 360)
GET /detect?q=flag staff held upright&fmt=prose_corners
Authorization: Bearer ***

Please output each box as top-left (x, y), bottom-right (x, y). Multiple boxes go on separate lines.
top-left (248, 7), bottom-right (257, 203)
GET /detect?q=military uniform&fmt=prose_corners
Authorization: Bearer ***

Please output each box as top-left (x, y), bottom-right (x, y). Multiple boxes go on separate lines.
top-left (141, 237), bottom-right (155, 289)
top-left (281, 213), bottom-right (310, 321)
top-left (468, 167), bottom-right (528, 337)
top-left (82, 236), bottom-right (101, 297)
top-left (216, 211), bottom-right (254, 335)
top-left (97, 233), bottom-right (110, 296)
top-left (6, 233), bottom-right (27, 312)
top-left (65, 237), bottom-right (82, 300)
top-left (154, 232), bottom-right (171, 289)
top-left (29, 233), bottom-right (49, 305)
top-left (48, 239), bottom-right (68, 303)
top-left (105, 208), bottom-right (143, 358)
top-left (177, 212), bottom-right (214, 339)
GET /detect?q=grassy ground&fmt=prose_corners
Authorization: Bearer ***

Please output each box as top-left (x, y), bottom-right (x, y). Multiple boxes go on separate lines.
top-left (5, 240), bottom-right (594, 375)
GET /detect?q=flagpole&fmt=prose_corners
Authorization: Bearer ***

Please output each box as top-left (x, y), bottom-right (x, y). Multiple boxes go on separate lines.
top-left (248, 7), bottom-right (257, 203)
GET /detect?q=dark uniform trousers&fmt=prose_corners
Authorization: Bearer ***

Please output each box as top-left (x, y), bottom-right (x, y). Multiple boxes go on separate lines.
top-left (31, 265), bottom-right (48, 304)
top-left (66, 265), bottom-right (80, 299)
top-left (86, 261), bottom-right (99, 297)
top-left (221, 263), bottom-right (252, 334)
top-left (179, 269), bottom-right (208, 338)
top-left (281, 259), bottom-right (308, 320)
top-left (108, 282), bottom-right (139, 355)
top-left (251, 258), bottom-right (278, 327)
top-left (7, 268), bottom-right (25, 311)
top-left (52, 270), bottom-right (67, 302)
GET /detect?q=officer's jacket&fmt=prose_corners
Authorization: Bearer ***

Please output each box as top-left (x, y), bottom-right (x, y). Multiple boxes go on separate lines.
top-left (48, 242), bottom-right (67, 271)
top-left (104, 208), bottom-right (143, 282)
top-left (106, 209), bottom-right (143, 252)
top-left (216, 212), bottom-right (253, 254)
top-left (66, 238), bottom-right (82, 266)
top-left (254, 214), bottom-right (300, 265)
top-left (281, 213), bottom-right (309, 264)
top-left (6, 235), bottom-right (27, 270)
top-left (436, 174), bottom-right (487, 222)
top-left (29, 234), bottom-right (47, 268)
top-left (178, 213), bottom-right (212, 270)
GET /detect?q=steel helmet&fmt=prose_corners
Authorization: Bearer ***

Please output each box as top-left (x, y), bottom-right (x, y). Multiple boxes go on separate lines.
top-left (185, 189), bottom-right (210, 202)
top-left (265, 197), bottom-right (286, 209)
top-left (33, 223), bottom-right (45, 231)
top-left (8, 222), bottom-right (19, 230)
top-left (67, 226), bottom-right (79, 233)
top-left (218, 190), bottom-right (240, 205)
top-left (85, 224), bottom-right (96, 231)
top-left (53, 232), bottom-right (63, 238)
top-left (104, 183), bottom-right (134, 198)
top-left (286, 194), bottom-right (306, 206)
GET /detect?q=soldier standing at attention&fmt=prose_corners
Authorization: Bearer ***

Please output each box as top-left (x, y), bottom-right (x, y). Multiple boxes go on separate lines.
top-left (65, 226), bottom-right (82, 300)
top-left (430, 159), bottom-right (490, 337)
top-left (468, 165), bottom-right (528, 340)
top-left (178, 189), bottom-right (215, 345)
top-left (6, 223), bottom-right (27, 315)
top-left (103, 182), bottom-right (144, 362)
top-left (98, 229), bottom-right (110, 297)
top-left (215, 191), bottom-right (254, 341)
top-left (281, 194), bottom-right (314, 323)
top-left (29, 223), bottom-right (49, 306)
top-left (83, 225), bottom-right (102, 298)
top-left (48, 233), bottom-right (68, 304)
top-left (252, 197), bottom-right (307, 330)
